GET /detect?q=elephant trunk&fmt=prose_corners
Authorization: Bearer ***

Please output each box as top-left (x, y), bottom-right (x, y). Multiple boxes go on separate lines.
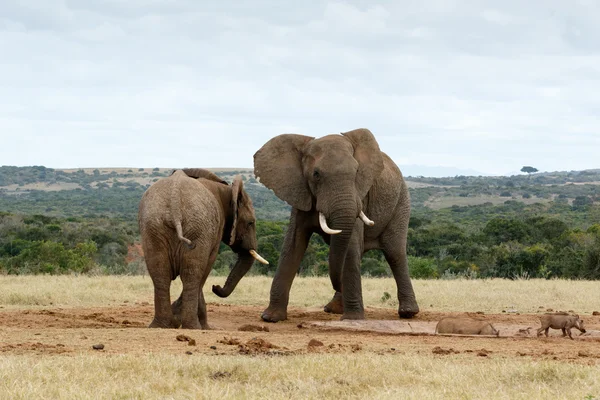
top-left (212, 252), bottom-right (255, 298)
top-left (325, 202), bottom-right (359, 293)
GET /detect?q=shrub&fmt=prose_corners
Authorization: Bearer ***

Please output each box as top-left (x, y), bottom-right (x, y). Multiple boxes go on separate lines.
top-left (408, 256), bottom-right (438, 279)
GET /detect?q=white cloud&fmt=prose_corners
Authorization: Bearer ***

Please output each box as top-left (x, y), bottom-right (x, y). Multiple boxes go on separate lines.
top-left (0, 0), bottom-right (599, 174)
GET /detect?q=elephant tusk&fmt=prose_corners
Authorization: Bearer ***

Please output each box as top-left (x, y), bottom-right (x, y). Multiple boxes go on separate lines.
top-left (359, 211), bottom-right (375, 226)
top-left (250, 249), bottom-right (269, 265)
top-left (319, 213), bottom-right (342, 235)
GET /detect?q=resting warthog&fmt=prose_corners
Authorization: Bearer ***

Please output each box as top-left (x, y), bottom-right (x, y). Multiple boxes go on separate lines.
top-left (537, 313), bottom-right (586, 340)
top-left (435, 317), bottom-right (500, 336)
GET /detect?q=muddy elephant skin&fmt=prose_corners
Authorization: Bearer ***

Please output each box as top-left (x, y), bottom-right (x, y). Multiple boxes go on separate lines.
top-left (254, 128), bottom-right (419, 322)
top-left (138, 169), bottom-right (267, 329)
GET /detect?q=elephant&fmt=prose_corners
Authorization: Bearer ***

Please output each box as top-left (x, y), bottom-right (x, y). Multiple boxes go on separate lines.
top-left (254, 128), bottom-right (419, 322)
top-left (138, 168), bottom-right (268, 329)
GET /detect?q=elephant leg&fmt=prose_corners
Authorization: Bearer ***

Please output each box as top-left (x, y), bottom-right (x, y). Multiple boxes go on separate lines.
top-left (172, 243), bottom-right (218, 329)
top-left (324, 233), bottom-right (343, 315)
top-left (324, 291), bottom-right (344, 314)
top-left (179, 259), bottom-right (203, 329)
top-left (382, 231), bottom-right (420, 319)
top-left (340, 221), bottom-right (365, 320)
top-left (262, 209), bottom-right (313, 322)
top-left (171, 295), bottom-right (182, 328)
top-left (197, 290), bottom-right (211, 329)
top-left (198, 246), bottom-right (218, 330)
top-left (147, 251), bottom-right (177, 328)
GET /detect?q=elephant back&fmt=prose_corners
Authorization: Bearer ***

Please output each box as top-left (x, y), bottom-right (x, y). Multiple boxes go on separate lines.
top-left (177, 168), bottom-right (228, 185)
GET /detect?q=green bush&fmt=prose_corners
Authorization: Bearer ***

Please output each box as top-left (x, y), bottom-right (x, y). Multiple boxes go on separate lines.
top-left (408, 256), bottom-right (438, 279)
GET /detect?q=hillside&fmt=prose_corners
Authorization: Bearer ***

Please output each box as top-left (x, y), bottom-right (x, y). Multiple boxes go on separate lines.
top-left (1, 165), bottom-right (599, 279)
top-left (0, 166), bottom-right (289, 221)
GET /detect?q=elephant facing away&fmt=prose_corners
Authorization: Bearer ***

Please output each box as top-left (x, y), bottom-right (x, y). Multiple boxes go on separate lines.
top-left (254, 128), bottom-right (419, 322)
top-left (138, 169), bottom-right (268, 329)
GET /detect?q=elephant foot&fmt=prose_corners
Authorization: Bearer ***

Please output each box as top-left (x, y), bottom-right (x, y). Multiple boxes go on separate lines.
top-left (149, 318), bottom-right (178, 329)
top-left (181, 320), bottom-right (203, 330)
top-left (398, 303), bottom-right (420, 319)
top-left (324, 291), bottom-right (343, 314)
top-left (261, 307), bottom-right (287, 323)
top-left (171, 314), bottom-right (182, 328)
top-left (340, 311), bottom-right (365, 320)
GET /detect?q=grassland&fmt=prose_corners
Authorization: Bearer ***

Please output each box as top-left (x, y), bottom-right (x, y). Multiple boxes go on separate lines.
top-left (2, 275), bottom-right (600, 314)
top-left (1, 276), bottom-right (600, 399)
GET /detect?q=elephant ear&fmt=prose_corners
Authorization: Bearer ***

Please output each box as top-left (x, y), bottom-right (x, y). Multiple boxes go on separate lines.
top-left (342, 128), bottom-right (384, 200)
top-left (254, 134), bottom-right (314, 211)
top-left (229, 177), bottom-right (244, 245)
top-left (180, 168), bottom-right (228, 185)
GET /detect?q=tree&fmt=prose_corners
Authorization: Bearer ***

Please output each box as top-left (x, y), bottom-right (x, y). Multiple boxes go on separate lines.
top-left (521, 166), bottom-right (538, 175)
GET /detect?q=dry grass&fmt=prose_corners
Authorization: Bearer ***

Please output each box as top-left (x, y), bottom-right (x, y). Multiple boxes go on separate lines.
top-left (2, 276), bottom-right (600, 399)
top-left (1, 275), bottom-right (598, 315)
top-left (1, 353), bottom-right (599, 399)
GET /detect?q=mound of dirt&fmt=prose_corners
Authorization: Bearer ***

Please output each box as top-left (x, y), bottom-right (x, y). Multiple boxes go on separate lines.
top-left (176, 334), bottom-right (193, 342)
top-left (432, 346), bottom-right (459, 355)
top-left (238, 324), bottom-right (270, 332)
top-left (477, 349), bottom-right (491, 357)
top-left (218, 337), bottom-right (241, 346)
top-left (238, 337), bottom-right (280, 355)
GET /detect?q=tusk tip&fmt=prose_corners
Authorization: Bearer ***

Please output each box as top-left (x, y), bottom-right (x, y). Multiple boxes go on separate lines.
top-left (250, 250), bottom-right (269, 264)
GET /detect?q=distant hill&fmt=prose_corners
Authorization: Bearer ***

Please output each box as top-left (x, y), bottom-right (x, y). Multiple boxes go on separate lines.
top-left (0, 166), bottom-right (599, 221)
top-left (399, 165), bottom-right (491, 178)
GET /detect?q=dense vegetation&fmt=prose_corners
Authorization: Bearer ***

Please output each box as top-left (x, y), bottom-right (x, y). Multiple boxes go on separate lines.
top-left (1, 166), bottom-right (599, 279)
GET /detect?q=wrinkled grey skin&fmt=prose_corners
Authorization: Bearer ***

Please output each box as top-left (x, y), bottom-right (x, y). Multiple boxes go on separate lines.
top-left (537, 314), bottom-right (586, 339)
top-left (138, 169), bottom-right (259, 329)
top-left (435, 317), bottom-right (500, 336)
top-left (254, 128), bottom-right (419, 322)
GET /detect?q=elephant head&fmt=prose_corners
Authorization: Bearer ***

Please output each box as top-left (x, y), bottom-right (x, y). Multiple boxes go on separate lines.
top-left (254, 128), bottom-right (383, 230)
top-left (180, 168), bottom-right (267, 298)
top-left (213, 177), bottom-right (268, 297)
top-left (254, 129), bottom-right (383, 285)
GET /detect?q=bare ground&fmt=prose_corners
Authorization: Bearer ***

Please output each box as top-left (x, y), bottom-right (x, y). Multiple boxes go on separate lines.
top-left (1, 304), bottom-right (599, 363)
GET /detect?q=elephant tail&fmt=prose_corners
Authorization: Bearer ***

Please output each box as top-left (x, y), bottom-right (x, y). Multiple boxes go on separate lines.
top-left (170, 172), bottom-right (195, 250)
top-left (175, 220), bottom-right (195, 250)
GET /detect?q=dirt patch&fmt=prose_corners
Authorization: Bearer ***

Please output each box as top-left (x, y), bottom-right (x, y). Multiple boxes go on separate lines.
top-left (432, 346), bottom-right (459, 355)
top-left (1, 304), bottom-right (599, 363)
top-left (238, 337), bottom-right (282, 355)
top-left (218, 337), bottom-right (241, 346)
top-left (0, 342), bottom-right (71, 355)
top-left (238, 324), bottom-right (269, 332)
top-left (176, 334), bottom-right (196, 346)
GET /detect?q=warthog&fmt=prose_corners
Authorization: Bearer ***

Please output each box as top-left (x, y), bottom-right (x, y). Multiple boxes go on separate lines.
top-left (536, 313), bottom-right (586, 340)
top-left (435, 317), bottom-right (500, 336)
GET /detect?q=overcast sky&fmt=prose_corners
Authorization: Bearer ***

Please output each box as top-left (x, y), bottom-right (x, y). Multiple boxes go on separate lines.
top-left (1, 1), bottom-right (599, 176)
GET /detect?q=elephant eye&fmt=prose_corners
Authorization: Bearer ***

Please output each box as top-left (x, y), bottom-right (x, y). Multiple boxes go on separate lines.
top-left (313, 170), bottom-right (321, 180)
top-left (248, 221), bottom-right (254, 227)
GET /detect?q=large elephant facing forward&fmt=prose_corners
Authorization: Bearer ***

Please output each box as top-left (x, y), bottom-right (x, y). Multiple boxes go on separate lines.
top-left (254, 128), bottom-right (419, 322)
top-left (138, 169), bottom-right (268, 329)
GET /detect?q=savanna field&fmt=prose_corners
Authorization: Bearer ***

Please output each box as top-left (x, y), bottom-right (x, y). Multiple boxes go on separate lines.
top-left (1, 276), bottom-right (600, 399)
top-left (1, 167), bottom-right (600, 399)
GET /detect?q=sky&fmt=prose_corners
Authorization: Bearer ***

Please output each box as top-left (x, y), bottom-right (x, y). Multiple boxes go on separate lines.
top-left (1, 1), bottom-right (599, 177)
